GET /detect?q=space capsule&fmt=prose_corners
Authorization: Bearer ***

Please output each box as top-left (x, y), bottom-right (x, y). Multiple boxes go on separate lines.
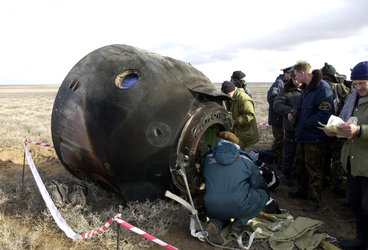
top-left (51, 44), bottom-right (233, 201)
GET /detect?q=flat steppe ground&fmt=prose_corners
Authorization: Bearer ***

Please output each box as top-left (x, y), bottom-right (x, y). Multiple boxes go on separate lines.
top-left (0, 83), bottom-right (353, 249)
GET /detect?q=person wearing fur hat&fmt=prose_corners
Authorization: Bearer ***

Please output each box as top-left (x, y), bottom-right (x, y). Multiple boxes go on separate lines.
top-left (288, 61), bottom-right (334, 213)
top-left (321, 62), bottom-right (350, 198)
top-left (230, 70), bottom-right (252, 97)
top-left (221, 81), bottom-right (259, 149)
top-left (325, 61), bottom-right (368, 250)
top-left (201, 131), bottom-right (268, 245)
top-left (321, 62), bottom-right (350, 115)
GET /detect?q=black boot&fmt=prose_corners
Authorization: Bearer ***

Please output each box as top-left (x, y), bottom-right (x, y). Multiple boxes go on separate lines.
top-left (354, 212), bottom-right (368, 250)
top-left (339, 238), bottom-right (368, 249)
top-left (207, 220), bottom-right (224, 245)
top-left (288, 190), bottom-right (307, 199)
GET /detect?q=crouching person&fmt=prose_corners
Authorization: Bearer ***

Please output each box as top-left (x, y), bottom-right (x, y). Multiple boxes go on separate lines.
top-left (201, 131), bottom-right (268, 245)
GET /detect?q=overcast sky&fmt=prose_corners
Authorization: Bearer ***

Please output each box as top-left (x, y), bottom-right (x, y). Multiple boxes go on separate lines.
top-left (1, 0), bottom-right (368, 85)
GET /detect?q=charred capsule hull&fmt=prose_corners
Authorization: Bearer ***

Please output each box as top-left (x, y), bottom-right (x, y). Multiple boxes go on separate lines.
top-left (51, 44), bottom-right (233, 201)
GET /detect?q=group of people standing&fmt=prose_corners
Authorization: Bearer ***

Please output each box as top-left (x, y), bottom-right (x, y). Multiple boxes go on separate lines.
top-left (200, 61), bottom-right (368, 249)
top-left (267, 60), bottom-right (368, 249)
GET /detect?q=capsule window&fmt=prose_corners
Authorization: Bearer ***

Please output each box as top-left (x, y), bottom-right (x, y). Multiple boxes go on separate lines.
top-left (115, 70), bottom-right (141, 89)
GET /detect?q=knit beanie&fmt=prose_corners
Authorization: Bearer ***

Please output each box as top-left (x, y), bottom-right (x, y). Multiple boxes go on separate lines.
top-left (321, 62), bottom-right (337, 76)
top-left (221, 81), bottom-right (236, 94)
top-left (217, 131), bottom-right (239, 144)
top-left (231, 71), bottom-right (246, 80)
top-left (351, 61), bottom-right (368, 80)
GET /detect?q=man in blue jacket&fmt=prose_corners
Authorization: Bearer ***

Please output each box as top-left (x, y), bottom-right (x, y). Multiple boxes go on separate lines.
top-left (201, 131), bottom-right (268, 245)
top-left (288, 61), bottom-right (334, 213)
top-left (267, 66), bottom-right (292, 168)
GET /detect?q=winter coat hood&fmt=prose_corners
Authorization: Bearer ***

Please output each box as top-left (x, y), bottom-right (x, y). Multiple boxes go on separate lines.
top-left (213, 141), bottom-right (240, 165)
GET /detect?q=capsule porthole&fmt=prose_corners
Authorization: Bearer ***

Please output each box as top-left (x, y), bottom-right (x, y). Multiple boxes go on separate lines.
top-left (115, 70), bottom-right (140, 89)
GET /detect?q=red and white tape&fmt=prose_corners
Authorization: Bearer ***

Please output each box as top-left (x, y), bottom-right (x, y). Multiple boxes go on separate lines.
top-left (114, 215), bottom-right (179, 250)
top-left (24, 141), bottom-right (179, 249)
top-left (257, 122), bottom-right (271, 127)
top-left (81, 216), bottom-right (116, 239)
top-left (79, 213), bottom-right (178, 249)
top-left (25, 141), bottom-right (54, 148)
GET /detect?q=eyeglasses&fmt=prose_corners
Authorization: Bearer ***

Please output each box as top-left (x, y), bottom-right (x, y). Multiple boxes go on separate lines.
top-left (353, 81), bottom-right (368, 87)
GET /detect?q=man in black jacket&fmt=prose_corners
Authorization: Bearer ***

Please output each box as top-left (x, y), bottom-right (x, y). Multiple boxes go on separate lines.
top-left (273, 69), bottom-right (304, 186)
top-left (267, 66), bottom-right (292, 168)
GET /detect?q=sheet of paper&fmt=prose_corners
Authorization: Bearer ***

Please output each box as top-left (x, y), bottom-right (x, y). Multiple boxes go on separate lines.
top-left (317, 125), bottom-right (348, 138)
top-left (318, 115), bottom-right (349, 138)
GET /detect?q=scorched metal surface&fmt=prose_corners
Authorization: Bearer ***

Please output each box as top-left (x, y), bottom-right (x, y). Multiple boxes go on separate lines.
top-left (51, 44), bottom-right (233, 201)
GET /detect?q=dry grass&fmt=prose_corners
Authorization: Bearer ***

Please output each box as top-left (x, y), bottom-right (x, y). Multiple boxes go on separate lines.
top-left (0, 83), bottom-right (274, 249)
top-left (0, 86), bottom-right (55, 148)
top-left (0, 85), bottom-right (190, 249)
top-left (0, 164), bottom-right (188, 249)
top-left (0, 83), bottom-right (350, 249)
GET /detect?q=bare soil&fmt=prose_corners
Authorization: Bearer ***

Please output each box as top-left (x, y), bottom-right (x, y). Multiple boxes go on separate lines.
top-left (0, 83), bottom-right (355, 249)
top-left (0, 144), bottom-right (354, 249)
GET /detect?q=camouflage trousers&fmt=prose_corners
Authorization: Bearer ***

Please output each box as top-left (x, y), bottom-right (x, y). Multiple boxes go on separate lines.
top-left (271, 126), bottom-right (284, 166)
top-left (324, 138), bottom-right (346, 190)
top-left (295, 142), bottom-right (330, 206)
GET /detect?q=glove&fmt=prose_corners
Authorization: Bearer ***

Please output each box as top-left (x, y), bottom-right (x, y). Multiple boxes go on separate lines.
top-left (259, 163), bottom-right (280, 192)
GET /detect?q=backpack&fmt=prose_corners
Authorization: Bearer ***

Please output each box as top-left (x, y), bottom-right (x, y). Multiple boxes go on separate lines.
top-left (249, 150), bottom-right (277, 165)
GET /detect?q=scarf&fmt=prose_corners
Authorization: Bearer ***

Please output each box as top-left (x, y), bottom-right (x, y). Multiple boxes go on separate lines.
top-left (340, 89), bottom-right (358, 122)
